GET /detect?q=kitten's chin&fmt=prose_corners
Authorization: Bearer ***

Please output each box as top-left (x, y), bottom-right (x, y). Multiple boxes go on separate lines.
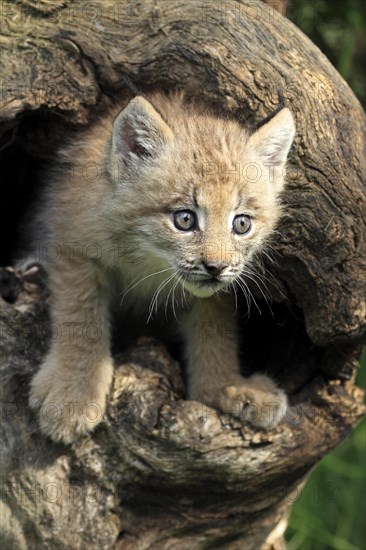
top-left (183, 280), bottom-right (225, 298)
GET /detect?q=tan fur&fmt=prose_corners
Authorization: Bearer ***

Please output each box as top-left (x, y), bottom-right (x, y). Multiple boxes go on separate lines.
top-left (27, 92), bottom-right (295, 442)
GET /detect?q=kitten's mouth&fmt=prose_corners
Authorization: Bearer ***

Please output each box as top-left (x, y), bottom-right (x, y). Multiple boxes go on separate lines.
top-left (182, 276), bottom-right (228, 298)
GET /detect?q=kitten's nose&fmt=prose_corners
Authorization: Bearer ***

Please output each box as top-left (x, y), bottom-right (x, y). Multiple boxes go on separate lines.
top-left (202, 260), bottom-right (229, 277)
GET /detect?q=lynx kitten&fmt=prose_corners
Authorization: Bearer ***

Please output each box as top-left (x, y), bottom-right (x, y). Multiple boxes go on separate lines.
top-left (28, 92), bottom-right (295, 443)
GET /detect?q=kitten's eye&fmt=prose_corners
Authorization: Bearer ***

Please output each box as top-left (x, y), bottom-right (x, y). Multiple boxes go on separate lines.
top-left (233, 214), bottom-right (252, 235)
top-left (173, 210), bottom-right (196, 231)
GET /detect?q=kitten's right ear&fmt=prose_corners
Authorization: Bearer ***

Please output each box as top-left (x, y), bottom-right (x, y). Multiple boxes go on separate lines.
top-left (110, 96), bottom-right (173, 171)
top-left (247, 107), bottom-right (296, 169)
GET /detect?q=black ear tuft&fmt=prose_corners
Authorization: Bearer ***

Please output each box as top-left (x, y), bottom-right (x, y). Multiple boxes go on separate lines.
top-left (256, 90), bottom-right (286, 130)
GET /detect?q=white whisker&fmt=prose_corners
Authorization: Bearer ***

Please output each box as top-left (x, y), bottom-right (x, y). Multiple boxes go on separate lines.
top-left (147, 270), bottom-right (178, 323)
top-left (241, 269), bottom-right (272, 316)
top-left (246, 259), bottom-right (287, 302)
top-left (231, 282), bottom-right (238, 315)
top-left (120, 266), bottom-right (175, 306)
top-left (166, 270), bottom-right (184, 322)
top-left (236, 274), bottom-right (262, 315)
top-left (235, 276), bottom-right (252, 316)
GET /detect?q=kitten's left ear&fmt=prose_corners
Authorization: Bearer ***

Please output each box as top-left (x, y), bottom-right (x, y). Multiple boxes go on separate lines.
top-left (248, 107), bottom-right (296, 168)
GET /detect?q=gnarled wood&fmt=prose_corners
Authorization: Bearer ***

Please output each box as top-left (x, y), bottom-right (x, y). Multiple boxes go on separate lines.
top-left (0, 1), bottom-right (365, 548)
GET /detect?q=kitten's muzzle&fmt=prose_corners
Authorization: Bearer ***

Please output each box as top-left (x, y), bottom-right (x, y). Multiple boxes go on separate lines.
top-left (181, 261), bottom-right (233, 291)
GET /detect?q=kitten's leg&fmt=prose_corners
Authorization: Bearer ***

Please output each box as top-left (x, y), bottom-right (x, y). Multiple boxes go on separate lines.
top-left (29, 255), bottom-right (114, 443)
top-left (182, 296), bottom-right (287, 428)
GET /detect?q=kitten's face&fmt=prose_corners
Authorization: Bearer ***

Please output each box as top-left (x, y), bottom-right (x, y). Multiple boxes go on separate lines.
top-left (109, 95), bottom-right (295, 298)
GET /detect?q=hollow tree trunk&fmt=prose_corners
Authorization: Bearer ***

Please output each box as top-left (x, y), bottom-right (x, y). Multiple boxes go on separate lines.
top-left (0, 1), bottom-right (365, 549)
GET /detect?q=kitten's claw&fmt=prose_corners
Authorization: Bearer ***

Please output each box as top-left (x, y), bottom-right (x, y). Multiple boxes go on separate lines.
top-left (29, 357), bottom-right (113, 444)
top-left (196, 374), bottom-right (288, 429)
top-left (22, 263), bottom-right (41, 279)
top-left (217, 383), bottom-right (287, 428)
top-left (29, 384), bottom-right (106, 444)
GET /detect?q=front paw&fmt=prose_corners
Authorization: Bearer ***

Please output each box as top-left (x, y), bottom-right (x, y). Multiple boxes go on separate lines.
top-left (29, 357), bottom-right (113, 444)
top-left (195, 374), bottom-right (287, 429)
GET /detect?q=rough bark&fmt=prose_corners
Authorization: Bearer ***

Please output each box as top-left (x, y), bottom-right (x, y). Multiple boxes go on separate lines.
top-left (0, 1), bottom-right (365, 549)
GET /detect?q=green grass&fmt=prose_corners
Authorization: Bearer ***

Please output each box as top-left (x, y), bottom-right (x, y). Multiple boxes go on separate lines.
top-left (285, 349), bottom-right (366, 549)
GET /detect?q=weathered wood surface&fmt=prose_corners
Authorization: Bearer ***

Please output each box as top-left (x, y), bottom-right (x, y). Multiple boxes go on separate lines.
top-left (0, 0), bottom-right (365, 548)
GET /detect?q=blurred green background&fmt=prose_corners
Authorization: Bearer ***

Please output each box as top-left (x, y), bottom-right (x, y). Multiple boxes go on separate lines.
top-left (287, 0), bottom-right (365, 107)
top-left (285, 1), bottom-right (366, 548)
